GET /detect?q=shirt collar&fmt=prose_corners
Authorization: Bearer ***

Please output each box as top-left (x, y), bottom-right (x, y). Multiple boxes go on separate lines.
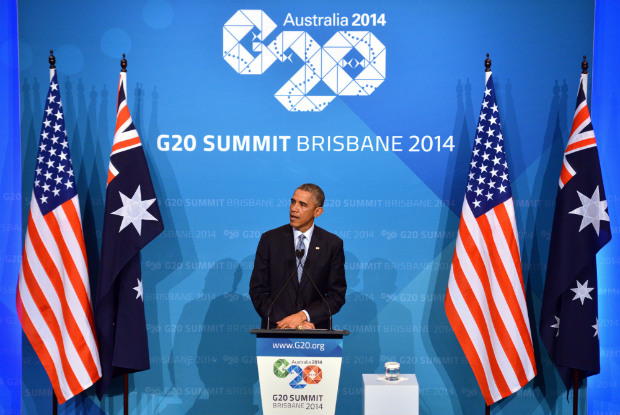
top-left (293, 224), bottom-right (314, 243)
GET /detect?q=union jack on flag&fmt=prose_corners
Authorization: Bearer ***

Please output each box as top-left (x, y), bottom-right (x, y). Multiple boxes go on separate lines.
top-left (17, 68), bottom-right (101, 403)
top-left (106, 72), bottom-right (142, 184)
top-left (558, 73), bottom-right (598, 188)
top-left (445, 70), bottom-right (536, 405)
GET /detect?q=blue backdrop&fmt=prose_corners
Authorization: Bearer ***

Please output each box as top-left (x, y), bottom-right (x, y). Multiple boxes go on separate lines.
top-left (9, 0), bottom-right (618, 414)
top-left (589, 0), bottom-right (620, 413)
top-left (0, 1), bottom-right (22, 415)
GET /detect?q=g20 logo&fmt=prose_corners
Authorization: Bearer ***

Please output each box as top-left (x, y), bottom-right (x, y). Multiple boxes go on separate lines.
top-left (223, 10), bottom-right (386, 112)
top-left (273, 359), bottom-right (323, 389)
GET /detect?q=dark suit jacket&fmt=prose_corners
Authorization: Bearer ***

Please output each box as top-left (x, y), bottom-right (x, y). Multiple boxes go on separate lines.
top-left (249, 224), bottom-right (346, 329)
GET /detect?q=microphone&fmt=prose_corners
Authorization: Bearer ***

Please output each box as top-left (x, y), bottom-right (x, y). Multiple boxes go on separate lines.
top-left (266, 250), bottom-right (305, 329)
top-left (299, 257), bottom-right (333, 331)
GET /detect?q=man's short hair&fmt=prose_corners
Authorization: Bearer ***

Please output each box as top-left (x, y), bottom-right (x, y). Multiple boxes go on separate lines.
top-left (297, 183), bottom-right (325, 207)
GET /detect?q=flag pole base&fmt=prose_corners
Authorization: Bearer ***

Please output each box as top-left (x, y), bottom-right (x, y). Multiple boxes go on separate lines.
top-left (124, 373), bottom-right (129, 415)
top-left (573, 369), bottom-right (579, 415)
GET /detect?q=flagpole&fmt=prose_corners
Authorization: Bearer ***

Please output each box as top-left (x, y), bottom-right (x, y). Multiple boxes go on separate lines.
top-left (483, 52), bottom-right (492, 415)
top-left (582, 55), bottom-right (588, 76)
top-left (570, 57), bottom-right (588, 415)
top-left (49, 49), bottom-right (55, 70)
top-left (122, 52), bottom-right (129, 415)
top-left (484, 52), bottom-right (490, 415)
top-left (572, 369), bottom-right (579, 415)
top-left (124, 373), bottom-right (129, 415)
top-left (49, 49), bottom-right (59, 415)
top-left (121, 52), bottom-right (130, 415)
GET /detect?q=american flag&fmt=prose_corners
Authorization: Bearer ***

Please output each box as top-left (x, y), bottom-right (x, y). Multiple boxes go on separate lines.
top-left (16, 68), bottom-right (101, 403)
top-left (95, 69), bottom-right (163, 398)
top-left (540, 72), bottom-right (611, 389)
top-left (445, 72), bottom-right (536, 405)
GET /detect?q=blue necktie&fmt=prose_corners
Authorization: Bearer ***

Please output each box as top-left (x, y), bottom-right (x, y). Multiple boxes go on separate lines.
top-left (296, 234), bottom-right (306, 282)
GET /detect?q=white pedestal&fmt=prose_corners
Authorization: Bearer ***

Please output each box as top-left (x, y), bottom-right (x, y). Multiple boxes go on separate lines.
top-left (362, 374), bottom-right (419, 415)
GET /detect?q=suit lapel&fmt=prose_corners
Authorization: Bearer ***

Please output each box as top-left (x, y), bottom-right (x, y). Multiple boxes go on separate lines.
top-left (284, 225), bottom-right (300, 289)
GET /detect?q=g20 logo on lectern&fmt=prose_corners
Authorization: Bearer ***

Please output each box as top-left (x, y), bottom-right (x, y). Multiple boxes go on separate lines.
top-left (273, 359), bottom-right (323, 389)
top-left (223, 10), bottom-right (386, 112)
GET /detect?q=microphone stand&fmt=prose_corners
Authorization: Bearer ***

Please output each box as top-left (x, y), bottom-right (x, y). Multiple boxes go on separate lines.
top-left (267, 250), bottom-right (304, 329)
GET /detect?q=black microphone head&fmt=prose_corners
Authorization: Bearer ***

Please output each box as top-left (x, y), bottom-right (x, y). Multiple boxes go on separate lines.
top-left (296, 249), bottom-right (305, 259)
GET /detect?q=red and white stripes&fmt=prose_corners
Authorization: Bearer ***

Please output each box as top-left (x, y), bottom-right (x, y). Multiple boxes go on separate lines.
top-left (17, 194), bottom-right (101, 403)
top-left (445, 199), bottom-right (536, 404)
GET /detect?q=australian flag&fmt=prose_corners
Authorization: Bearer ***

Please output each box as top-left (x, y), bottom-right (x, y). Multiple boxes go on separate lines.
top-left (95, 69), bottom-right (163, 398)
top-left (540, 72), bottom-right (611, 389)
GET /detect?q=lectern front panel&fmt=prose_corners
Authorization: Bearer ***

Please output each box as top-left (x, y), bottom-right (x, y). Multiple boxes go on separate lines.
top-left (256, 337), bottom-right (343, 415)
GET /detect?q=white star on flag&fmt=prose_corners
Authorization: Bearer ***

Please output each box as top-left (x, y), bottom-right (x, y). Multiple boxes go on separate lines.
top-left (133, 278), bottom-right (144, 301)
top-left (111, 185), bottom-right (158, 235)
top-left (592, 317), bottom-right (599, 337)
top-left (570, 279), bottom-right (594, 305)
top-left (551, 316), bottom-right (560, 337)
top-left (569, 186), bottom-right (609, 235)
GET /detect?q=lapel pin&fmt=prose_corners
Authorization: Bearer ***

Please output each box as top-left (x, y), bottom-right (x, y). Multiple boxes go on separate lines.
top-left (316, 247), bottom-right (320, 250)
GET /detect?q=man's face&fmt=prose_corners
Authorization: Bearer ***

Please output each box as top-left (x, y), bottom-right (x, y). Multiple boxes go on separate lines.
top-left (289, 189), bottom-right (323, 232)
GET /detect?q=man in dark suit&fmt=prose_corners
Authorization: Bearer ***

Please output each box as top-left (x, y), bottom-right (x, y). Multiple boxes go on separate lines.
top-left (250, 184), bottom-right (346, 330)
